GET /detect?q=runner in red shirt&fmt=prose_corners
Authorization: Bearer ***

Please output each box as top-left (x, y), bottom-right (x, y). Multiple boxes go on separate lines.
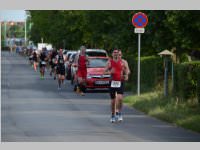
top-left (104, 49), bottom-right (130, 123)
top-left (75, 46), bottom-right (89, 96)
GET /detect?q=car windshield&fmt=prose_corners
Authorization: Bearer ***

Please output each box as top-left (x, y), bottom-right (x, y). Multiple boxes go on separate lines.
top-left (67, 53), bottom-right (72, 59)
top-left (63, 51), bottom-right (68, 55)
top-left (88, 58), bottom-right (108, 68)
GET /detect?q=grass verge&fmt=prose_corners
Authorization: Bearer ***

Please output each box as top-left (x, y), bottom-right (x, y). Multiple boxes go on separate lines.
top-left (124, 91), bottom-right (200, 133)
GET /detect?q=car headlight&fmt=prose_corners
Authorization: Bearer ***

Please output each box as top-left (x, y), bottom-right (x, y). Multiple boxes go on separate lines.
top-left (87, 75), bottom-right (92, 79)
top-left (103, 74), bottom-right (111, 78)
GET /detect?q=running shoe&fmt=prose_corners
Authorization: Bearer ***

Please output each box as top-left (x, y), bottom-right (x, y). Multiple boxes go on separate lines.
top-left (80, 92), bottom-right (85, 96)
top-left (76, 87), bottom-right (80, 94)
top-left (118, 112), bottom-right (123, 122)
top-left (110, 115), bottom-right (116, 123)
top-left (115, 112), bottom-right (119, 121)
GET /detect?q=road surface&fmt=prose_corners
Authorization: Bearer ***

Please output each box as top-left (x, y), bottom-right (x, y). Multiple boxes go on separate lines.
top-left (1, 51), bottom-right (200, 142)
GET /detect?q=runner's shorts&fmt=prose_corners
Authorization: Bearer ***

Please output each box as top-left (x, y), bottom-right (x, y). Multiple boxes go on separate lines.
top-left (57, 65), bottom-right (65, 75)
top-left (77, 69), bottom-right (87, 79)
top-left (51, 63), bottom-right (57, 69)
top-left (39, 61), bottom-right (46, 68)
top-left (109, 81), bottom-right (124, 99)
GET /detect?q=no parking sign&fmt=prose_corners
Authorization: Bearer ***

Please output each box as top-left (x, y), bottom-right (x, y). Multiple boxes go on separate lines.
top-left (132, 12), bottom-right (148, 28)
top-left (132, 12), bottom-right (148, 95)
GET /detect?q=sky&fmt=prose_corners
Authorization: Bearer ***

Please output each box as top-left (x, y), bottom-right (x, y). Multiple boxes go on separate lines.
top-left (0, 10), bottom-right (26, 22)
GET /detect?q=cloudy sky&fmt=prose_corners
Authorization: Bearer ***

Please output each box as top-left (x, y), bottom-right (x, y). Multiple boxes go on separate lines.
top-left (0, 10), bottom-right (26, 22)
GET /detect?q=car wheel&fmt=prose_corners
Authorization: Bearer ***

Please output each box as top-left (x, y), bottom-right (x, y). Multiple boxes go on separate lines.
top-left (71, 75), bottom-right (74, 85)
top-left (66, 69), bottom-right (71, 80)
top-left (73, 84), bottom-right (77, 91)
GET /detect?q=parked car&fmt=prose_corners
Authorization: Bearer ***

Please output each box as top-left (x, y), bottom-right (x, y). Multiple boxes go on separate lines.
top-left (62, 49), bottom-right (68, 56)
top-left (85, 49), bottom-right (108, 57)
top-left (85, 57), bottom-right (110, 89)
top-left (64, 51), bottom-right (77, 80)
top-left (71, 49), bottom-right (109, 84)
top-left (66, 52), bottom-right (77, 80)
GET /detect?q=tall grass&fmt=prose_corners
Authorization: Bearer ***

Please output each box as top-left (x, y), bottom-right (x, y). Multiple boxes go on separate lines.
top-left (124, 91), bottom-right (200, 133)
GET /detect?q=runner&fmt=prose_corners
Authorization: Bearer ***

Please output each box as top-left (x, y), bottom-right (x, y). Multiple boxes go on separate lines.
top-left (32, 51), bottom-right (38, 72)
top-left (50, 48), bottom-right (58, 80)
top-left (104, 49), bottom-right (130, 123)
top-left (75, 46), bottom-right (89, 96)
top-left (29, 52), bottom-right (34, 67)
top-left (39, 48), bottom-right (48, 79)
top-left (116, 49), bottom-right (131, 122)
top-left (56, 49), bottom-right (66, 90)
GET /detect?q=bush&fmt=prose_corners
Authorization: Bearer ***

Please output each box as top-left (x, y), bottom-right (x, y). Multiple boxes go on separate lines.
top-left (180, 53), bottom-right (190, 63)
top-left (197, 67), bottom-right (200, 104)
top-left (174, 61), bottom-right (200, 104)
top-left (126, 55), bottom-right (163, 93)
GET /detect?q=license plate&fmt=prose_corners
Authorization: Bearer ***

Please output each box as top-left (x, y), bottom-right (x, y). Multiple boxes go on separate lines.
top-left (111, 81), bottom-right (121, 88)
top-left (95, 81), bottom-right (109, 85)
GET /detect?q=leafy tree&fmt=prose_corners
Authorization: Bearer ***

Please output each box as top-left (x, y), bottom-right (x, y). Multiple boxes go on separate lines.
top-left (28, 10), bottom-right (200, 59)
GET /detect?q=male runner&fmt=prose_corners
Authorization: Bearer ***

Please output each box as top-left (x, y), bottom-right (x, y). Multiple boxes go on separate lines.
top-left (56, 49), bottom-right (66, 90)
top-left (50, 49), bottom-right (58, 80)
top-left (104, 49), bottom-right (130, 123)
top-left (115, 50), bottom-right (131, 121)
top-left (75, 46), bottom-right (89, 96)
top-left (39, 48), bottom-right (48, 79)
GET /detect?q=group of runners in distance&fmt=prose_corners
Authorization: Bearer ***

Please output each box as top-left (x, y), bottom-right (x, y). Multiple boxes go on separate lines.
top-left (29, 46), bottom-right (130, 123)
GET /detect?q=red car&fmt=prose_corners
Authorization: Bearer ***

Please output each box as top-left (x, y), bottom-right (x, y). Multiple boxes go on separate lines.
top-left (86, 57), bottom-right (110, 89)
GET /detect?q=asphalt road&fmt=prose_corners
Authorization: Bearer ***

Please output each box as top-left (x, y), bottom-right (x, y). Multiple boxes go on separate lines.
top-left (1, 51), bottom-right (200, 142)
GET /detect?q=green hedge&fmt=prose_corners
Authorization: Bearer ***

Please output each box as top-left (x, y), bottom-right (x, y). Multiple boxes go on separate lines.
top-left (126, 55), bottom-right (163, 93)
top-left (198, 67), bottom-right (200, 104)
top-left (174, 61), bottom-right (200, 103)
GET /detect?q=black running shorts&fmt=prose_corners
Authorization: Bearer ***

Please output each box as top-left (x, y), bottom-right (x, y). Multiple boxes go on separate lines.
top-left (109, 81), bottom-right (124, 99)
top-left (57, 65), bottom-right (65, 75)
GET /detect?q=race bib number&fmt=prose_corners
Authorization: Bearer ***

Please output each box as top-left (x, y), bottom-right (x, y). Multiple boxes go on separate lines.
top-left (111, 81), bottom-right (121, 88)
top-left (59, 60), bottom-right (64, 63)
top-left (52, 58), bottom-right (56, 63)
top-left (41, 61), bottom-right (46, 65)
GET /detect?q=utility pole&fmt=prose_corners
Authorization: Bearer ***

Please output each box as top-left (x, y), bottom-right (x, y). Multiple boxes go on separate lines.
top-left (4, 21), bottom-right (7, 46)
top-left (25, 19), bottom-right (27, 46)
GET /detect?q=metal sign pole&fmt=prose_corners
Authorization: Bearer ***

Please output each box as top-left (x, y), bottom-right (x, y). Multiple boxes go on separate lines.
top-left (137, 33), bottom-right (141, 96)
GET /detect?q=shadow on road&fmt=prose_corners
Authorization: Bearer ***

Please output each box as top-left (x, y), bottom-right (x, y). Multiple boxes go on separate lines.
top-left (85, 89), bottom-right (109, 93)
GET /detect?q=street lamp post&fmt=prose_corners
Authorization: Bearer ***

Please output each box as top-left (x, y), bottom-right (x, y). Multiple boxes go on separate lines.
top-left (158, 50), bottom-right (174, 97)
top-left (25, 11), bottom-right (31, 46)
top-left (4, 21), bottom-right (7, 46)
top-left (25, 19), bottom-right (27, 46)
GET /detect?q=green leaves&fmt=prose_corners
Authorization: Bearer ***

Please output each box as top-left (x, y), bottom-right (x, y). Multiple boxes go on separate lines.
top-left (28, 10), bottom-right (200, 58)
top-left (174, 61), bottom-right (200, 103)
